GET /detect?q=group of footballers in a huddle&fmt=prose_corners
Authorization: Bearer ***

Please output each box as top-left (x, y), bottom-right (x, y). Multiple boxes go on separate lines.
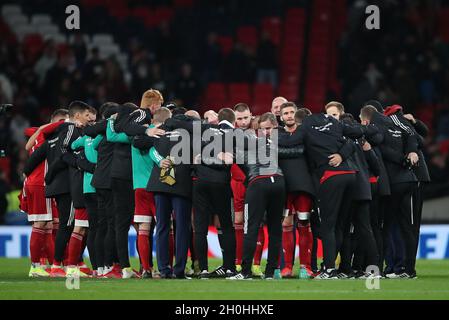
top-left (21, 88), bottom-right (427, 280)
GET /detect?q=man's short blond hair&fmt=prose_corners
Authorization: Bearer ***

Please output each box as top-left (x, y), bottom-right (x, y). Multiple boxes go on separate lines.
top-left (141, 89), bottom-right (164, 108)
top-left (153, 107), bottom-right (171, 124)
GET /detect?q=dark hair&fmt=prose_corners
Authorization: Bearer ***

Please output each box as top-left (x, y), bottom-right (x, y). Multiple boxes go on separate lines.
top-left (340, 113), bottom-right (355, 124)
top-left (280, 102), bottom-right (297, 114)
top-left (218, 108), bottom-right (236, 123)
top-left (68, 101), bottom-right (91, 118)
top-left (123, 102), bottom-right (139, 109)
top-left (50, 108), bottom-right (69, 120)
top-left (295, 108), bottom-right (311, 124)
top-left (172, 107), bottom-right (188, 116)
top-left (99, 102), bottom-right (120, 119)
top-left (258, 112), bottom-right (278, 126)
top-left (364, 100), bottom-right (384, 113)
top-left (234, 103), bottom-right (250, 113)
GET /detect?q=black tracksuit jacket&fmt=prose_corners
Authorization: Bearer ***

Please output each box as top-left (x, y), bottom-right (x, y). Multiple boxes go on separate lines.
top-left (388, 111), bottom-right (430, 183)
top-left (369, 112), bottom-right (418, 185)
top-left (277, 114), bottom-right (377, 179)
top-left (278, 127), bottom-right (316, 197)
top-left (84, 120), bottom-right (114, 189)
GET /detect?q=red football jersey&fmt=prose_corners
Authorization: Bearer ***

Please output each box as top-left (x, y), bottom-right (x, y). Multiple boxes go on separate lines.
top-left (24, 121), bottom-right (64, 186)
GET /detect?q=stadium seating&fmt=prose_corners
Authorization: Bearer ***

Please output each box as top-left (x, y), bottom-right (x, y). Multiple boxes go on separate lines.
top-left (1, 1), bottom-right (310, 113)
top-left (279, 8), bottom-right (306, 104)
top-left (252, 83), bottom-right (274, 115)
top-left (261, 16), bottom-right (281, 46)
top-left (236, 26), bottom-right (258, 49)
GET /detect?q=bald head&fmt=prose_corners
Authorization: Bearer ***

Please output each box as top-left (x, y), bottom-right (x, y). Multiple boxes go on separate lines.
top-left (271, 97), bottom-right (288, 117)
top-left (185, 110), bottom-right (201, 120)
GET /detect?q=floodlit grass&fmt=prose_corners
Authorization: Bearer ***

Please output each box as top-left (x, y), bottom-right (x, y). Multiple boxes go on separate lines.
top-left (1, 258), bottom-right (448, 300)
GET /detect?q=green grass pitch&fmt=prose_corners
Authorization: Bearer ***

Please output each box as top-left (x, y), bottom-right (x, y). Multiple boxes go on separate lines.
top-left (1, 258), bottom-right (449, 300)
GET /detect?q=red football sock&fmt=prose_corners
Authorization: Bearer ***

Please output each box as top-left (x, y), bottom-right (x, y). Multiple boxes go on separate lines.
top-left (169, 228), bottom-right (174, 268)
top-left (30, 227), bottom-right (46, 264)
top-left (234, 223), bottom-right (244, 265)
top-left (67, 232), bottom-right (84, 266)
top-left (298, 223), bottom-right (313, 268)
top-left (79, 235), bottom-right (87, 264)
top-left (137, 230), bottom-right (151, 271)
top-left (45, 228), bottom-right (54, 265)
top-left (40, 246), bottom-right (47, 265)
top-left (282, 225), bottom-right (294, 269)
top-left (253, 226), bottom-right (264, 266)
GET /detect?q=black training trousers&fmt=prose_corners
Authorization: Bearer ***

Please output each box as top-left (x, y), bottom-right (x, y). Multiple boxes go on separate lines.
top-left (369, 184), bottom-right (385, 271)
top-left (193, 180), bottom-right (235, 272)
top-left (412, 182), bottom-right (425, 272)
top-left (84, 193), bottom-right (98, 270)
top-left (348, 201), bottom-right (379, 271)
top-left (54, 193), bottom-right (74, 263)
top-left (242, 176), bottom-right (285, 277)
top-left (111, 178), bottom-right (135, 269)
top-left (95, 188), bottom-right (117, 268)
top-left (385, 182), bottom-right (419, 274)
top-left (317, 173), bottom-right (356, 270)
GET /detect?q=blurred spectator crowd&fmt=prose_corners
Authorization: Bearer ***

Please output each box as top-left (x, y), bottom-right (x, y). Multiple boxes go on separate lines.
top-left (0, 0), bottom-right (449, 224)
top-left (338, 0), bottom-right (449, 199)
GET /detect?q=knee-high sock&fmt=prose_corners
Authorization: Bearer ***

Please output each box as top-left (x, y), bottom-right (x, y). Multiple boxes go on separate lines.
top-left (78, 234), bottom-right (87, 264)
top-left (235, 223), bottom-right (244, 265)
top-left (40, 246), bottom-right (47, 265)
top-left (67, 233), bottom-right (84, 267)
top-left (298, 222), bottom-right (313, 268)
top-left (45, 228), bottom-right (54, 265)
top-left (135, 229), bottom-right (142, 270)
top-left (30, 227), bottom-right (46, 264)
top-left (282, 225), bottom-right (294, 269)
top-left (253, 226), bottom-right (265, 266)
top-left (137, 230), bottom-right (151, 271)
